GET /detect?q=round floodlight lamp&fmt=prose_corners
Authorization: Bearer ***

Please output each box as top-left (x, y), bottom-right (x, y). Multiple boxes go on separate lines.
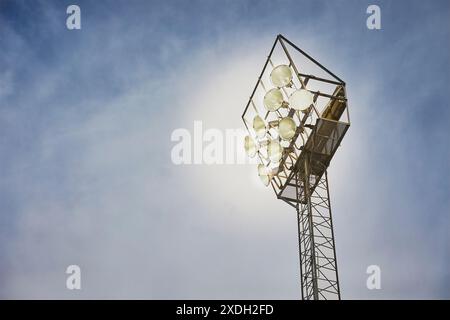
top-left (244, 135), bottom-right (257, 157)
top-left (268, 139), bottom-right (283, 163)
top-left (278, 117), bottom-right (297, 140)
top-left (270, 65), bottom-right (293, 88)
top-left (263, 88), bottom-right (284, 112)
top-left (289, 89), bottom-right (314, 111)
top-left (252, 115), bottom-right (267, 139)
top-left (257, 164), bottom-right (270, 186)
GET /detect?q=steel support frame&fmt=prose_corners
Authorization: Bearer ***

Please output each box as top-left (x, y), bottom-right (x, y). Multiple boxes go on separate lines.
top-left (295, 157), bottom-right (340, 300)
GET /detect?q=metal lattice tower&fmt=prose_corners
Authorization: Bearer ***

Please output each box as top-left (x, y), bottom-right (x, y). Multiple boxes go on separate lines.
top-left (241, 34), bottom-right (349, 300)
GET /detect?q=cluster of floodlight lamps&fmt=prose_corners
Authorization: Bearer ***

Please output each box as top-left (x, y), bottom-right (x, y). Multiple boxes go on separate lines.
top-left (242, 35), bottom-right (349, 202)
top-left (244, 64), bottom-right (314, 186)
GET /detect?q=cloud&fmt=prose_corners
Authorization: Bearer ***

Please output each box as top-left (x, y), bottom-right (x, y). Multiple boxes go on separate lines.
top-left (0, 0), bottom-right (449, 299)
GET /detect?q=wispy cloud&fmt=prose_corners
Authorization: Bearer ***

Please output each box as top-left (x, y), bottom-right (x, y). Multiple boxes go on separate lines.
top-left (0, 0), bottom-right (449, 299)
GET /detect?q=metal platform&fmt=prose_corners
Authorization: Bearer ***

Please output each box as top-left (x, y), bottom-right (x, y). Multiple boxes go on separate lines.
top-left (278, 117), bottom-right (349, 205)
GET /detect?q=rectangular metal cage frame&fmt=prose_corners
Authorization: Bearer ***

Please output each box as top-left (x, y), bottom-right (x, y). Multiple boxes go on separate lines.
top-left (241, 34), bottom-right (350, 207)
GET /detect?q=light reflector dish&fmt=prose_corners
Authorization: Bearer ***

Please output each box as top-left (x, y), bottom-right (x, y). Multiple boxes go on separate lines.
top-left (253, 115), bottom-right (267, 139)
top-left (289, 89), bottom-right (314, 111)
top-left (263, 88), bottom-right (284, 112)
top-left (270, 65), bottom-right (293, 88)
top-left (257, 164), bottom-right (270, 186)
top-left (278, 117), bottom-right (296, 140)
top-left (244, 135), bottom-right (257, 157)
top-left (268, 139), bottom-right (283, 163)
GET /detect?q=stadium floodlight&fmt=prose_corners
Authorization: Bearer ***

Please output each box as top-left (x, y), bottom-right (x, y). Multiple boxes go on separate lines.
top-left (263, 88), bottom-right (285, 111)
top-left (268, 139), bottom-right (283, 163)
top-left (270, 64), bottom-right (293, 87)
top-left (258, 163), bottom-right (270, 186)
top-left (244, 135), bottom-right (257, 157)
top-left (278, 117), bottom-right (297, 140)
top-left (252, 115), bottom-right (267, 139)
top-left (289, 89), bottom-right (314, 111)
top-left (241, 34), bottom-right (350, 300)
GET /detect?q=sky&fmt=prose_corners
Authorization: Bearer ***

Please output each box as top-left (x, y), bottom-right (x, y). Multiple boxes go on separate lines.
top-left (0, 0), bottom-right (449, 299)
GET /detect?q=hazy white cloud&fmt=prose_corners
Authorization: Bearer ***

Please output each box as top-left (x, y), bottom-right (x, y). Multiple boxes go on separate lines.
top-left (1, 0), bottom-right (448, 299)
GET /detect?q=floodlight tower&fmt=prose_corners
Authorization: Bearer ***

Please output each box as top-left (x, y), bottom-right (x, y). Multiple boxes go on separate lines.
top-left (241, 35), bottom-right (350, 300)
